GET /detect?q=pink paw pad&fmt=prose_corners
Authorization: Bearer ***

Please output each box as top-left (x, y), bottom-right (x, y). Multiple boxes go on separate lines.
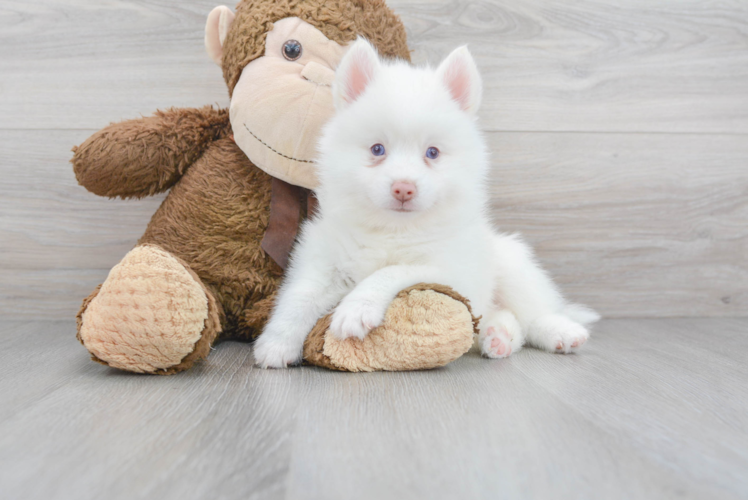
top-left (491, 337), bottom-right (506, 355)
top-left (485, 326), bottom-right (512, 357)
top-left (557, 336), bottom-right (586, 352)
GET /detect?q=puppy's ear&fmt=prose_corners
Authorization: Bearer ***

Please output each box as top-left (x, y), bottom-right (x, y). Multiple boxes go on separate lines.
top-left (436, 46), bottom-right (482, 116)
top-left (205, 6), bottom-right (235, 65)
top-left (333, 37), bottom-right (381, 109)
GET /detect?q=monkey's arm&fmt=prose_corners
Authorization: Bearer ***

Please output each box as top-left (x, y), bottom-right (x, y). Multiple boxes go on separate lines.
top-left (72, 106), bottom-right (231, 199)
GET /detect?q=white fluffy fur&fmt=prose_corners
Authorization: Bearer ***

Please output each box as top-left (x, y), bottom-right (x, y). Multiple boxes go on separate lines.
top-left (254, 39), bottom-right (599, 368)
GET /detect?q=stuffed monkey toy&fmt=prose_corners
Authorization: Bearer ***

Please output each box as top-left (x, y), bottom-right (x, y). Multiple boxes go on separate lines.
top-left (72, 0), bottom-right (476, 374)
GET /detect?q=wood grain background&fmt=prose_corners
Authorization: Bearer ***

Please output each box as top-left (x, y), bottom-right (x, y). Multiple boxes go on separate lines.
top-left (1, 0), bottom-right (746, 319)
top-left (3, 318), bottom-right (747, 499)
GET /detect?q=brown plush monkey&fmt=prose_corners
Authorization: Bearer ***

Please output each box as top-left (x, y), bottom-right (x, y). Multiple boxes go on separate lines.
top-left (72, 0), bottom-right (475, 374)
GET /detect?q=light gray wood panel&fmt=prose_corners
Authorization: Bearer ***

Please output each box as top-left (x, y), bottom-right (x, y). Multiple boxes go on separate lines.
top-left (0, 128), bottom-right (164, 320)
top-left (0, 129), bottom-right (164, 271)
top-left (285, 356), bottom-right (723, 500)
top-left (1, 0), bottom-right (747, 133)
top-left (398, 0), bottom-right (748, 133)
top-left (0, 269), bottom-right (113, 319)
top-left (2, 129), bottom-right (746, 319)
top-left (516, 318), bottom-right (748, 497)
top-left (0, 0), bottom-right (229, 131)
top-left (488, 131), bottom-right (748, 317)
top-left (1, 319), bottom-right (746, 499)
top-left (0, 320), bottom-right (102, 423)
top-left (1, 0), bottom-right (746, 319)
top-left (0, 322), bottom-right (295, 500)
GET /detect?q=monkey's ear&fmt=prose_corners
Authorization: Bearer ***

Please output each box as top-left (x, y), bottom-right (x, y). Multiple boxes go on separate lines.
top-left (333, 38), bottom-right (381, 110)
top-left (436, 46), bottom-right (482, 116)
top-left (205, 6), bottom-right (235, 65)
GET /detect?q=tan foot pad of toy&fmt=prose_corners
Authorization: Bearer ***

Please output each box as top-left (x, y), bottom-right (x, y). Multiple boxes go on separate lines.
top-left (77, 244), bottom-right (221, 374)
top-left (303, 284), bottom-right (478, 372)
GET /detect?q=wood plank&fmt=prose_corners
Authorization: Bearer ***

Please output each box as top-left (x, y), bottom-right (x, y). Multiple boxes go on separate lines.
top-left (0, 319), bottom-right (746, 499)
top-left (0, 324), bottom-right (295, 499)
top-left (286, 356), bottom-right (722, 500)
top-left (0, 269), bottom-right (109, 320)
top-left (2, 129), bottom-right (746, 318)
top-left (2, 0), bottom-right (747, 133)
top-left (487, 131), bottom-right (748, 317)
top-left (0, 129), bottom-right (164, 271)
top-left (0, 320), bottom-right (99, 422)
top-left (397, 0), bottom-right (748, 133)
top-left (515, 318), bottom-right (748, 498)
top-left (0, 0), bottom-right (228, 131)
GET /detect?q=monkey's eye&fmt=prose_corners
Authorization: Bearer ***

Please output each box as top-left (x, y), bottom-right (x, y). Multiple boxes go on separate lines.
top-left (425, 147), bottom-right (440, 159)
top-left (371, 144), bottom-right (386, 156)
top-left (282, 40), bottom-right (302, 61)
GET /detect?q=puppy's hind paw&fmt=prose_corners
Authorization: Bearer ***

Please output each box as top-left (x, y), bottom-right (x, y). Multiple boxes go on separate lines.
top-left (479, 310), bottom-right (523, 359)
top-left (528, 314), bottom-right (589, 354)
top-left (481, 326), bottom-right (514, 358)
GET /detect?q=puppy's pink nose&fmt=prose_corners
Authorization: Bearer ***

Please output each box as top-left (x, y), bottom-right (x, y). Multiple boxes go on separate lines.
top-left (391, 181), bottom-right (417, 202)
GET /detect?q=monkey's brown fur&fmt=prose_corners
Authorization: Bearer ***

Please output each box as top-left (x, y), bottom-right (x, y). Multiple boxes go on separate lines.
top-left (73, 107), bottom-right (233, 199)
top-left (222, 0), bottom-right (411, 95)
top-left (72, 0), bottom-right (474, 374)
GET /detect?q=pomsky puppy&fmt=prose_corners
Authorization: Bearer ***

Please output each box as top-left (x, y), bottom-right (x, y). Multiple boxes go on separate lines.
top-left (254, 38), bottom-right (599, 368)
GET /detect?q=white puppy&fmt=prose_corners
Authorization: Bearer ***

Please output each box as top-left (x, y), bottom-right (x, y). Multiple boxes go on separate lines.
top-left (253, 39), bottom-right (599, 368)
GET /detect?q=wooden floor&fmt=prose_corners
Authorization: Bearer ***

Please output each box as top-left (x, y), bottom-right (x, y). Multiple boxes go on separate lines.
top-left (1, 319), bottom-right (746, 499)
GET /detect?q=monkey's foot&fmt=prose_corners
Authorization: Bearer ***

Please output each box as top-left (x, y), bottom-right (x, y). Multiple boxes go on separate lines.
top-left (303, 284), bottom-right (477, 372)
top-left (77, 244), bottom-right (220, 374)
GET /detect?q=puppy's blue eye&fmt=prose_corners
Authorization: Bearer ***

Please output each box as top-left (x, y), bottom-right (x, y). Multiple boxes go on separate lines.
top-left (371, 144), bottom-right (386, 156)
top-left (426, 147), bottom-right (440, 159)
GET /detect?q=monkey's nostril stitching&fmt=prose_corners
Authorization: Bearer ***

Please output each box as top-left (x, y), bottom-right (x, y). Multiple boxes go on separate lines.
top-left (301, 75), bottom-right (331, 87)
top-left (300, 62), bottom-right (335, 86)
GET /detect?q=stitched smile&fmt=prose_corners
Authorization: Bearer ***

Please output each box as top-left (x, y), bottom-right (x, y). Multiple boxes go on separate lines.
top-left (243, 123), bottom-right (315, 164)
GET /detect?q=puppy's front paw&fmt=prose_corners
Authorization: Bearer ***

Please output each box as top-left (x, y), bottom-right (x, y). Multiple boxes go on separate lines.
top-left (253, 334), bottom-right (302, 369)
top-left (528, 314), bottom-right (589, 354)
top-left (330, 295), bottom-right (388, 340)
